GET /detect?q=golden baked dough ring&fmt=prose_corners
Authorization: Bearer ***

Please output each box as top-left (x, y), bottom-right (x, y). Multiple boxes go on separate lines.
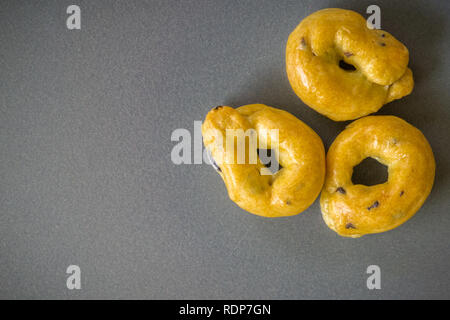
top-left (286, 8), bottom-right (414, 121)
top-left (320, 116), bottom-right (435, 237)
top-left (202, 104), bottom-right (325, 217)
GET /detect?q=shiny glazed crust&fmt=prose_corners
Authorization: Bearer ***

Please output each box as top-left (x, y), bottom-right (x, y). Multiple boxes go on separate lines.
top-left (286, 8), bottom-right (414, 121)
top-left (202, 104), bottom-right (325, 217)
top-left (320, 116), bottom-right (435, 237)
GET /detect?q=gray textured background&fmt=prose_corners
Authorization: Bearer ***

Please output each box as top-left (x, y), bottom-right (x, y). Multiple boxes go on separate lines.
top-left (0, 0), bottom-right (449, 299)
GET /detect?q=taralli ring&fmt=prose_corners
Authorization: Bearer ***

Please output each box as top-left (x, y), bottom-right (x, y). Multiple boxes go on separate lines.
top-left (320, 116), bottom-right (435, 237)
top-left (202, 104), bottom-right (325, 217)
top-left (286, 8), bottom-right (414, 121)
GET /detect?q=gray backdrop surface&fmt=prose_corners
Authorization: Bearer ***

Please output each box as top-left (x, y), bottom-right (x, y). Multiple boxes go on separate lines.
top-left (0, 0), bottom-right (449, 299)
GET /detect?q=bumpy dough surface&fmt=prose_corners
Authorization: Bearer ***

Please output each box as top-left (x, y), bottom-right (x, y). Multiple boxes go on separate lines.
top-left (320, 116), bottom-right (435, 237)
top-left (202, 104), bottom-right (325, 217)
top-left (286, 8), bottom-right (414, 121)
